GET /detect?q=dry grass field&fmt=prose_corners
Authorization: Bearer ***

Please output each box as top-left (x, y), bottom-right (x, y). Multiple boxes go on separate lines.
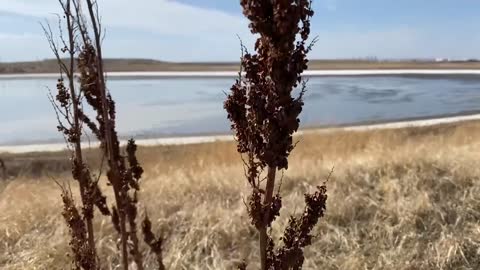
top-left (1, 121), bottom-right (480, 269)
top-left (2, 59), bottom-right (480, 74)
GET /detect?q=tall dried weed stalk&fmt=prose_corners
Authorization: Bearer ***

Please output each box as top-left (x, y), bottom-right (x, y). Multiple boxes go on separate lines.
top-left (0, 158), bottom-right (6, 180)
top-left (225, 1), bottom-right (328, 269)
top-left (45, 1), bottom-right (165, 269)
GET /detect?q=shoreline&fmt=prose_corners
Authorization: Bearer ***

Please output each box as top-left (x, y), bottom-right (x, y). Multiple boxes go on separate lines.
top-left (2, 69), bottom-right (480, 79)
top-left (2, 113), bottom-right (480, 154)
top-left (2, 69), bottom-right (480, 153)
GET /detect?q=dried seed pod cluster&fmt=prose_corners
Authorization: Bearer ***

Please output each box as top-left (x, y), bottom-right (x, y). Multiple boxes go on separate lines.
top-left (0, 158), bottom-right (6, 180)
top-left (46, 1), bottom-right (165, 269)
top-left (60, 187), bottom-right (97, 270)
top-left (44, 1), bottom-right (111, 267)
top-left (225, 1), bottom-right (327, 269)
top-left (225, 0), bottom-right (315, 171)
top-left (46, 0), bottom-right (326, 269)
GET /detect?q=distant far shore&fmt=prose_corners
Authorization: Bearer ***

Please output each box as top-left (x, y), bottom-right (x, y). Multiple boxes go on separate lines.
top-left (2, 58), bottom-right (480, 74)
top-left (3, 69), bottom-right (480, 79)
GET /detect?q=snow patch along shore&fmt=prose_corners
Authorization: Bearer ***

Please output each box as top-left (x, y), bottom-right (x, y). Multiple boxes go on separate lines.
top-left (2, 114), bottom-right (480, 154)
top-left (2, 69), bottom-right (480, 79)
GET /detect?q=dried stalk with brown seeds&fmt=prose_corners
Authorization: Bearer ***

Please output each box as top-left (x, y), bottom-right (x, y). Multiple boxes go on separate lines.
top-left (44, 1), bottom-right (110, 268)
top-left (142, 213), bottom-right (166, 270)
top-left (59, 183), bottom-right (97, 270)
top-left (225, 0), bottom-right (327, 269)
top-left (0, 158), bottom-right (6, 180)
top-left (46, 1), bottom-right (165, 269)
top-left (78, 2), bottom-right (143, 268)
top-left (74, 1), bottom-right (165, 269)
top-left (78, 0), bottom-right (131, 268)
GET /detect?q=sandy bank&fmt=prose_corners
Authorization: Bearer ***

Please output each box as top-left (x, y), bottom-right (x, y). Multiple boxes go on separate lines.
top-left (2, 69), bottom-right (480, 79)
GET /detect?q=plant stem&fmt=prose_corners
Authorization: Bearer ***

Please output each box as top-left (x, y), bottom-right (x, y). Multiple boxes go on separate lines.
top-left (260, 166), bottom-right (277, 270)
top-left (113, 192), bottom-right (129, 270)
top-left (64, 0), bottom-right (96, 263)
top-left (0, 158), bottom-right (5, 180)
top-left (85, 1), bottom-right (129, 269)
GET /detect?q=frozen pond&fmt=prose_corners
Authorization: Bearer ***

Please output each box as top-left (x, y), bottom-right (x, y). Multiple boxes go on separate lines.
top-left (1, 74), bottom-right (480, 144)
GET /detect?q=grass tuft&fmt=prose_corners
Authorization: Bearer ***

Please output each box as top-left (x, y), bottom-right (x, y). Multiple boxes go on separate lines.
top-left (1, 121), bottom-right (480, 269)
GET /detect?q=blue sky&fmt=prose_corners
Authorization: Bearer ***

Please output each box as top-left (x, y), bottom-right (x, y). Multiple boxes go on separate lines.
top-left (0, 0), bottom-right (479, 62)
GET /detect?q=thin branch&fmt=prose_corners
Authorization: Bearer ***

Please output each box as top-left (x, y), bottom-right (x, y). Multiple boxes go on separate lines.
top-left (41, 21), bottom-right (69, 75)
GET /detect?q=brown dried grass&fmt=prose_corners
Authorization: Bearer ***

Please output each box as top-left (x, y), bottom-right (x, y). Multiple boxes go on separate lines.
top-left (1, 121), bottom-right (480, 269)
top-left (3, 59), bottom-right (480, 75)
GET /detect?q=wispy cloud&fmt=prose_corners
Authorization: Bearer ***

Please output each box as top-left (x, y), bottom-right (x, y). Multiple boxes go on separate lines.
top-left (0, 0), bottom-right (255, 61)
top-left (309, 27), bottom-right (480, 60)
top-left (0, 0), bottom-right (250, 38)
top-left (0, 0), bottom-right (479, 61)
